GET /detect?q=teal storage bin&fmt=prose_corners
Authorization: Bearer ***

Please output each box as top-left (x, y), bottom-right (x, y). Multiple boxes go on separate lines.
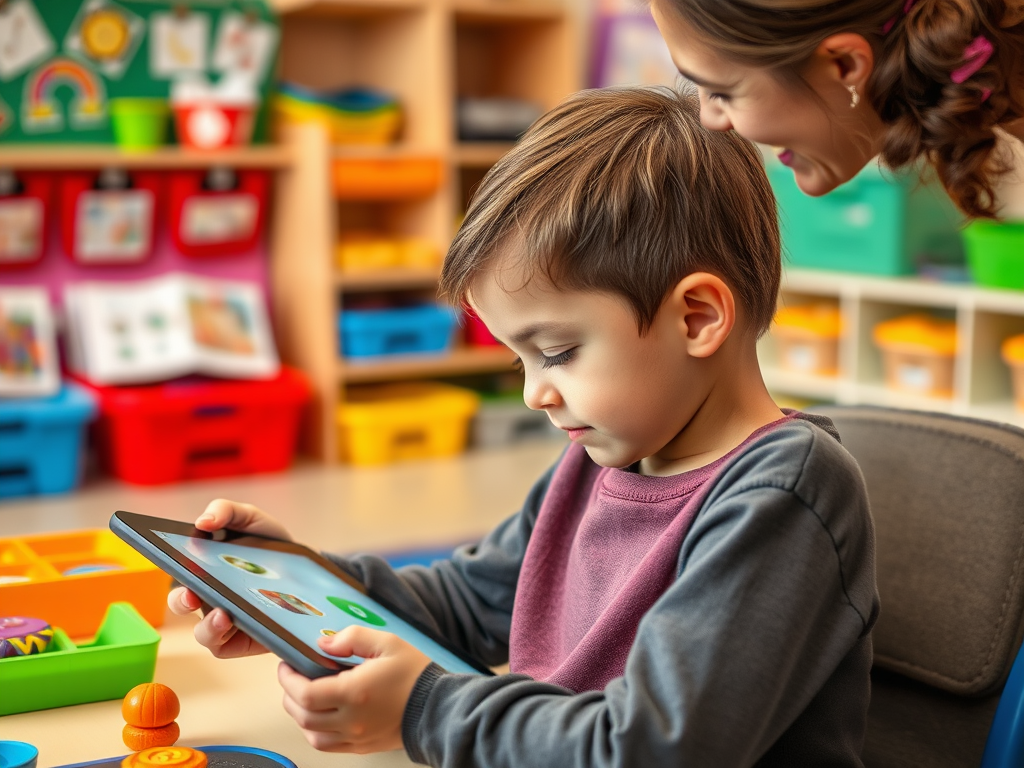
top-left (767, 158), bottom-right (965, 275)
top-left (0, 383), bottom-right (97, 498)
top-left (0, 602), bottom-right (159, 715)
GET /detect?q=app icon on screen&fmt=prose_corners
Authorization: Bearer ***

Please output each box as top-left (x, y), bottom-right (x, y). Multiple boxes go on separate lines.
top-left (250, 588), bottom-right (324, 616)
top-left (327, 596), bottom-right (387, 626)
top-left (220, 554), bottom-right (278, 578)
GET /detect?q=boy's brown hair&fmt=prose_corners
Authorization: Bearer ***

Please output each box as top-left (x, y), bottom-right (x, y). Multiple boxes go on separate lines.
top-left (439, 85), bottom-right (781, 337)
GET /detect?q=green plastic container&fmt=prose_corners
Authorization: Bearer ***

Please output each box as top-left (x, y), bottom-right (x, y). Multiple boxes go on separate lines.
top-left (963, 220), bottom-right (1024, 290)
top-left (767, 158), bottom-right (965, 275)
top-left (0, 602), bottom-right (159, 715)
top-left (110, 98), bottom-right (169, 150)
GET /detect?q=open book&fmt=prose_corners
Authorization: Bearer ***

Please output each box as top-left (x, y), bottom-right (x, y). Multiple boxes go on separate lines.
top-left (64, 274), bottom-right (280, 386)
top-left (0, 287), bottom-right (60, 398)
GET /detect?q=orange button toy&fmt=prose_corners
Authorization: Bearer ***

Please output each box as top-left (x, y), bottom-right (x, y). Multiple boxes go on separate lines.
top-left (121, 747), bottom-right (207, 768)
top-left (122, 683), bottom-right (181, 751)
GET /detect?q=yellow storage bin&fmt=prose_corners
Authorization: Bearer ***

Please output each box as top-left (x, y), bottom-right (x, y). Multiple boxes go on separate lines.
top-left (336, 233), bottom-right (441, 272)
top-left (336, 233), bottom-right (403, 271)
top-left (773, 303), bottom-right (842, 376)
top-left (873, 314), bottom-right (958, 398)
top-left (337, 383), bottom-right (480, 465)
top-left (1001, 333), bottom-right (1024, 412)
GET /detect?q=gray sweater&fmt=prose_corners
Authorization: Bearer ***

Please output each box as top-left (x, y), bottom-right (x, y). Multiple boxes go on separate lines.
top-left (332, 413), bottom-right (879, 767)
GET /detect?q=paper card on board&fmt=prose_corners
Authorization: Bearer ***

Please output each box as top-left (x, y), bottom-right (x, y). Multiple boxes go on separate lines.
top-left (211, 11), bottom-right (278, 82)
top-left (0, 287), bottom-right (60, 398)
top-left (64, 0), bottom-right (144, 80)
top-left (21, 57), bottom-right (107, 133)
top-left (0, 0), bottom-right (56, 82)
top-left (149, 11), bottom-right (209, 78)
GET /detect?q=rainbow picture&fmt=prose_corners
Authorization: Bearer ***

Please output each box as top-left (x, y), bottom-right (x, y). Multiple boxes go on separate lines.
top-left (22, 57), bottom-right (106, 133)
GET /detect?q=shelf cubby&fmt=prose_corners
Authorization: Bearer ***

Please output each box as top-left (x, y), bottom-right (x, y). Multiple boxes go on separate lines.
top-left (272, 0), bottom-right (580, 461)
top-left (761, 268), bottom-right (1024, 427)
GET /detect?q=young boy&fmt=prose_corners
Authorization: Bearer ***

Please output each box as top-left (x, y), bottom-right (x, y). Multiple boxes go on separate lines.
top-left (171, 86), bottom-right (878, 766)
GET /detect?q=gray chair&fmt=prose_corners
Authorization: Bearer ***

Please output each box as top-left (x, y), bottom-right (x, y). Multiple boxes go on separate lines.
top-left (811, 406), bottom-right (1024, 768)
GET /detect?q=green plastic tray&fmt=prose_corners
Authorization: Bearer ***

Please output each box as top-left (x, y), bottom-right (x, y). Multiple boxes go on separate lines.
top-left (0, 602), bottom-right (159, 715)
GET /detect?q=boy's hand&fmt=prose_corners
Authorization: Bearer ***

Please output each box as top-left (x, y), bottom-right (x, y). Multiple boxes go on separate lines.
top-left (167, 498), bottom-right (293, 658)
top-left (278, 627), bottom-right (432, 753)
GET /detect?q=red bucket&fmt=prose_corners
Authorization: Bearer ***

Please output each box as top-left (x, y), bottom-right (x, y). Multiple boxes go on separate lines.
top-left (174, 102), bottom-right (255, 150)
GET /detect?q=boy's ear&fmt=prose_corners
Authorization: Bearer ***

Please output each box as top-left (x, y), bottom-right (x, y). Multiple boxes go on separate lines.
top-left (667, 273), bottom-right (736, 358)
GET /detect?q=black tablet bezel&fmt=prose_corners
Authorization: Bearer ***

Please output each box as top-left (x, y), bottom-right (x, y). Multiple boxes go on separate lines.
top-left (111, 510), bottom-right (494, 677)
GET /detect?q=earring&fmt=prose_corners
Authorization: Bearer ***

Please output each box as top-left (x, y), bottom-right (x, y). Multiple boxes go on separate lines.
top-left (847, 84), bottom-right (860, 108)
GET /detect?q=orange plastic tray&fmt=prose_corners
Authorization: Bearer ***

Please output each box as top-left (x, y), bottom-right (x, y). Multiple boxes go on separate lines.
top-left (333, 157), bottom-right (443, 200)
top-left (0, 529), bottom-right (172, 638)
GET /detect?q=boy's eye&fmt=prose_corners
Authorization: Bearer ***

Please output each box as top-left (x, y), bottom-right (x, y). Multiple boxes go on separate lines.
top-left (512, 357), bottom-right (524, 374)
top-left (540, 347), bottom-right (577, 369)
top-left (708, 92), bottom-right (731, 103)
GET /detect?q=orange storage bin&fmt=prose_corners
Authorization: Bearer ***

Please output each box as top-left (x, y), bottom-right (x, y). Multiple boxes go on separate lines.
top-left (1001, 334), bottom-right (1024, 412)
top-left (773, 303), bottom-right (842, 376)
top-left (0, 529), bottom-right (172, 638)
top-left (873, 314), bottom-right (958, 398)
top-left (333, 157), bottom-right (443, 200)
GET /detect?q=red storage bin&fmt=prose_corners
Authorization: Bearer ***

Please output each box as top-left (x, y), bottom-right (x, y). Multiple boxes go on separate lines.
top-left (76, 367), bottom-right (310, 485)
top-left (0, 171), bottom-right (52, 269)
top-left (464, 310), bottom-right (502, 347)
top-left (168, 169), bottom-right (269, 257)
top-left (59, 171), bottom-right (162, 265)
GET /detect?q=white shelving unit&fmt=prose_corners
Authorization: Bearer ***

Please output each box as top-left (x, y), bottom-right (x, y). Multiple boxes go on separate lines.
top-left (760, 268), bottom-right (1024, 426)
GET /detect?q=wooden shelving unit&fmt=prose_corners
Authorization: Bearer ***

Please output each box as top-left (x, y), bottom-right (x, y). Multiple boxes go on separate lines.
top-left (761, 268), bottom-right (1024, 427)
top-left (270, 0), bottom-right (580, 461)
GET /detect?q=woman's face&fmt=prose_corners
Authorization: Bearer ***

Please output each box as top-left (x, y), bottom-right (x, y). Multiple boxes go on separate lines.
top-left (650, 0), bottom-right (883, 196)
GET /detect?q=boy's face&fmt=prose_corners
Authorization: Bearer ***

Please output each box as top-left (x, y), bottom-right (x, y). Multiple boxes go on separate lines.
top-left (469, 260), bottom-right (710, 471)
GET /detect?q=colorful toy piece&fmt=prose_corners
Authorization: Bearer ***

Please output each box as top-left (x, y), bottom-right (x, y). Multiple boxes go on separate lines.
top-left (121, 747), bottom-right (206, 768)
top-left (0, 617), bottom-right (53, 658)
top-left (0, 740), bottom-right (39, 768)
top-left (122, 683), bottom-right (181, 751)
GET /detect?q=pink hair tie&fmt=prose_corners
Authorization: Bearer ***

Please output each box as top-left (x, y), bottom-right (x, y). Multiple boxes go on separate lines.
top-left (951, 35), bottom-right (994, 83)
top-left (882, 0), bottom-right (918, 35)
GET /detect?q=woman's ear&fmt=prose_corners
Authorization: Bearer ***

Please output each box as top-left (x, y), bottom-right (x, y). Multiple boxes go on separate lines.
top-left (667, 272), bottom-right (736, 358)
top-left (812, 32), bottom-right (875, 91)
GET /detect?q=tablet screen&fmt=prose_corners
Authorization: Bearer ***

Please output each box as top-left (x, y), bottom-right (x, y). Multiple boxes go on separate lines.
top-left (155, 531), bottom-right (486, 676)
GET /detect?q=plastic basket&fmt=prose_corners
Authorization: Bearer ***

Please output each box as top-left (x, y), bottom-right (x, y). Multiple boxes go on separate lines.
top-left (0, 602), bottom-right (159, 715)
top-left (340, 305), bottom-right (457, 358)
top-left (337, 383), bottom-right (479, 465)
top-left (768, 159), bottom-right (964, 276)
top-left (964, 220), bottom-right (1024, 290)
top-left (0, 383), bottom-right (97, 498)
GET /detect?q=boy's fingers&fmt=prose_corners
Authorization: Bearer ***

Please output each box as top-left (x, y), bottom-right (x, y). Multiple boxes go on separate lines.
top-left (281, 692), bottom-right (340, 731)
top-left (196, 499), bottom-right (291, 540)
top-left (318, 625), bottom-right (390, 660)
top-left (278, 662), bottom-right (347, 712)
top-left (167, 586), bottom-right (202, 615)
top-left (192, 608), bottom-right (235, 648)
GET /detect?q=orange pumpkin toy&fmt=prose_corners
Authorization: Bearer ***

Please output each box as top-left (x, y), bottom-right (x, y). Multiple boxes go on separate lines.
top-left (122, 683), bottom-right (182, 751)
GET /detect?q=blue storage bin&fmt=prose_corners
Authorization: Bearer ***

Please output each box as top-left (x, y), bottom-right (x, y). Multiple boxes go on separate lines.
top-left (0, 383), bottom-right (97, 498)
top-left (767, 158), bottom-right (965, 276)
top-left (340, 305), bottom-right (457, 358)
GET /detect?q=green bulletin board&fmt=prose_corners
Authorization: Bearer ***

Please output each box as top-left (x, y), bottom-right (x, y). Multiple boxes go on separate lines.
top-left (0, 0), bottom-right (277, 143)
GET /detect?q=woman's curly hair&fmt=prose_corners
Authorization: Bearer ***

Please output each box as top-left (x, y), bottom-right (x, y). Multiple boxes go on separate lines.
top-left (663, 0), bottom-right (1024, 218)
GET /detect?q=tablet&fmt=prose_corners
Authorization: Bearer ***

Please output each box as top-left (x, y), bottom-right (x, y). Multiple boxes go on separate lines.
top-left (110, 510), bottom-right (493, 679)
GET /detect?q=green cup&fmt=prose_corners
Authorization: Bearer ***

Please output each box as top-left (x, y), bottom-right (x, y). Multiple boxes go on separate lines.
top-left (110, 98), bottom-right (170, 150)
top-left (964, 220), bottom-right (1024, 291)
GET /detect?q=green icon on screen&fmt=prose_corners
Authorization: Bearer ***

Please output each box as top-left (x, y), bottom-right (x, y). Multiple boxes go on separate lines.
top-left (327, 596), bottom-right (387, 626)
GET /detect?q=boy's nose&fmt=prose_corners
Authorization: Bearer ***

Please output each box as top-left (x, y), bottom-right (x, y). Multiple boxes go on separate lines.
top-left (522, 374), bottom-right (561, 411)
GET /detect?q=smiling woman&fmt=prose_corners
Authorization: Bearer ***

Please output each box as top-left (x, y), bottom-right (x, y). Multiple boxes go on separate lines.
top-left (649, 0), bottom-right (1024, 218)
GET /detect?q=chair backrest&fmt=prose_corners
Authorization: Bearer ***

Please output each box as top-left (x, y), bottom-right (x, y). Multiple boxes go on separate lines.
top-left (811, 406), bottom-right (1024, 768)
